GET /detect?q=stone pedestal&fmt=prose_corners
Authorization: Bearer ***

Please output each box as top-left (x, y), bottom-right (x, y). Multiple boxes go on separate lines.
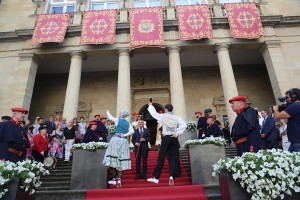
top-left (3, 178), bottom-right (34, 200)
top-left (220, 173), bottom-right (300, 200)
top-left (189, 144), bottom-right (226, 185)
top-left (70, 149), bottom-right (107, 189)
top-left (178, 130), bottom-right (197, 149)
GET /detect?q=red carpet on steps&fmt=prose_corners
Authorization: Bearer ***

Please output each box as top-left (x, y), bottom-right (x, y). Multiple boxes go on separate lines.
top-left (86, 151), bottom-right (208, 200)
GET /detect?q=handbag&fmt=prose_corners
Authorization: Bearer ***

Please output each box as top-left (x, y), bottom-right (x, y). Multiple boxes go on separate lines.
top-left (75, 131), bottom-right (83, 140)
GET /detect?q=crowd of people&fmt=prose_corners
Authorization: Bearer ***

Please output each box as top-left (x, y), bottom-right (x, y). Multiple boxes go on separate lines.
top-left (0, 87), bottom-right (299, 188)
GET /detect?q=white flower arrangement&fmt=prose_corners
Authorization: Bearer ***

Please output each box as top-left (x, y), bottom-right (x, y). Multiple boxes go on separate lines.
top-left (185, 121), bottom-right (197, 132)
top-left (107, 124), bottom-right (116, 133)
top-left (184, 136), bottom-right (226, 148)
top-left (0, 160), bottom-right (49, 198)
top-left (72, 141), bottom-right (108, 151)
top-left (212, 149), bottom-right (300, 200)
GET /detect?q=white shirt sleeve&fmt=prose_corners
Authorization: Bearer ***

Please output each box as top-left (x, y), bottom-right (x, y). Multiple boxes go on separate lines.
top-left (147, 105), bottom-right (163, 121)
top-left (176, 116), bottom-right (187, 136)
top-left (107, 111), bottom-right (118, 126)
top-left (123, 124), bottom-right (134, 137)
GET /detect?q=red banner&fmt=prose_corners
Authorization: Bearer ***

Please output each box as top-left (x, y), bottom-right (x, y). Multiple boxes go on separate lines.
top-left (80, 10), bottom-right (117, 45)
top-left (224, 2), bottom-right (263, 39)
top-left (31, 13), bottom-right (70, 45)
top-left (129, 7), bottom-right (165, 49)
top-left (176, 5), bottom-right (213, 40)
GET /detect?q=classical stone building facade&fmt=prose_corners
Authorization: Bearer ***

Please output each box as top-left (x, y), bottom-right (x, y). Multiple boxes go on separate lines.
top-left (0, 0), bottom-right (299, 135)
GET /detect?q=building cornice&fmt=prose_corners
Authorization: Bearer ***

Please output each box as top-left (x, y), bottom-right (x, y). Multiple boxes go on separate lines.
top-left (0, 15), bottom-right (299, 42)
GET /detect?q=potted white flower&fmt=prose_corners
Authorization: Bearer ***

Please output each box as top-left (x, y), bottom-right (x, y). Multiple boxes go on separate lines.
top-left (185, 136), bottom-right (227, 185)
top-left (70, 142), bottom-right (108, 190)
top-left (213, 149), bottom-right (300, 200)
top-left (0, 160), bottom-right (49, 200)
top-left (177, 121), bottom-right (198, 150)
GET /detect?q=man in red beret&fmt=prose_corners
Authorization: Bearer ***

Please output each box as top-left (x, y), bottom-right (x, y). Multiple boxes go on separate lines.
top-left (229, 96), bottom-right (261, 156)
top-left (83, 121), bottom-right (98, 143)
top-left (206, 115), bottom-right (222, 137)
top-left (0, 108), bottom-right (30, 162)
top-left (195, 111), bottom-right (207, 139)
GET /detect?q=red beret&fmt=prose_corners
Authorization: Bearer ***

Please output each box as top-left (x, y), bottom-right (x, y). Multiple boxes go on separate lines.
top-left (229, 96), bottom-right (247, 103)
top-left (206, 115), bottom-right (215, 119)
top-left (89, 121), bottom-right (97, 125)
top-left (11, 107), bottom-right (28, 114)
top-left (195, 111), bottom-right (202, 115)
top-left (132, 112), bottom-right (138, 117)
top-left (100, 116), bottom-right (107, 120)
top-left (94, 114), bottom-right (100, 118)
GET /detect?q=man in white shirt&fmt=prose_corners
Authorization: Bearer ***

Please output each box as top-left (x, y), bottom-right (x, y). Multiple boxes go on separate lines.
top-left (147, 101), bottom-right (187, 186)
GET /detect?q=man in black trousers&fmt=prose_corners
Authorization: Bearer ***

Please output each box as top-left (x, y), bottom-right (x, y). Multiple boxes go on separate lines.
top-left (147, 101), bottom-right (187, 186)
top-left (132, 120), bottom-right (150, 179)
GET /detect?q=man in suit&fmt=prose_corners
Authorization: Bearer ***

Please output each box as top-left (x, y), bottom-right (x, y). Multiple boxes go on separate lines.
top-left (45, 115), bottom-right (56, 138)
top-left (260, 109), bottom-right (279, 149)
top-left (132, 120), bottom-right (150, 179)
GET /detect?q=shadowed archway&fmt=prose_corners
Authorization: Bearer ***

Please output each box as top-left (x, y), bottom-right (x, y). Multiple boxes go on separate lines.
top-left (139, 103), bottom-right (164, 146)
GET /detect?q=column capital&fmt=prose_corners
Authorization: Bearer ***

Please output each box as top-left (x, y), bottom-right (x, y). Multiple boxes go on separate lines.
top-left (214, 43), bottom-right (231, 53)
top-left (259, 40), bottom-right (282, 54)
top-left (166, 46), bottom-right (181, 55)
top-left (117, 48), bottom-right (130, 55)
top-left (68, 50), bottom-right (86, 60)
top-left (18, 53), bottom-right (41, 65)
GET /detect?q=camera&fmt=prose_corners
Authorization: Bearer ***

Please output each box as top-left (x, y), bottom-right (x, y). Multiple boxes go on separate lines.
top-left (273, 95), bottom-right (291, 112)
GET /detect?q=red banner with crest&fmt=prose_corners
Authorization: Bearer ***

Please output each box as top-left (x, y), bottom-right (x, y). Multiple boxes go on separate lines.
top-left (31, 13), bottom-right (70, 45)
top-left (129, 7), bottom-right (165, 49)
top-left (224, 2), bottom-right (263, 39)
top-left (80, 10), bottom-right (117, 45)
top-left (176, 5), bottom-right (213, 40)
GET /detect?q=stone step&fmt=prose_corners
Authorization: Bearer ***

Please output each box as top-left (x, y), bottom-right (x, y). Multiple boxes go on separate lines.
top-left (41, 176), bottom-right (71, 182)
top-left (35, 190), bottom-right (86, 200)
top-left (40, 181), bottom-right (70, 187)
top-left (36, 186), bottom-right (70, 191)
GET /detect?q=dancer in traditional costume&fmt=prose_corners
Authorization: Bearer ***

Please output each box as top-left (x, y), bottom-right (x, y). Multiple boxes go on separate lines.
top-left (103, 110), bottom-right (134, 188)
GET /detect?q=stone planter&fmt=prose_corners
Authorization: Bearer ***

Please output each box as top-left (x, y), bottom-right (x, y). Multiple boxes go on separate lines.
top-left (2, 178), bottom-right (34, 200)
top-left (219, 173), bottom-right (300, 200)
top-left (188, 144), bottom-right (226, 185)
top-left (178, 130), bottom-right (197, 149)
top-left (70, 149), bottom-right (107, 189)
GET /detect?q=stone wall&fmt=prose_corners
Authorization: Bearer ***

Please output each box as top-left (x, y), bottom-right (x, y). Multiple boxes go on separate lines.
top-left (28, 64), bottom-right (274, 123)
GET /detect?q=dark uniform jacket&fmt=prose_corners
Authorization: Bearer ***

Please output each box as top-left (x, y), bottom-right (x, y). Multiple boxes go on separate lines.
top-left (197, 117), bottom-right (207, 139)
top-left (232, 107), bottom-right (260, 153)
top-left (0, 120), bottom-right (29, 162)
top-left (206, 123), bottom-right (223, 137)
top-left (96, 121), bottom-right (108, 142)
top-left (83, 129), bottom-right (98, 143)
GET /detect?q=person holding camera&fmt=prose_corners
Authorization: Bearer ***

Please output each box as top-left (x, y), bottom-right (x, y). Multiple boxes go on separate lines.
top-left (273, 88), bottom-right (300, 152)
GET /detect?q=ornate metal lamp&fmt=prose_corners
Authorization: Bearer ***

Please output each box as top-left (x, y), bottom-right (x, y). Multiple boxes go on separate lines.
top-left (32, 0), bottom-right (45, 15)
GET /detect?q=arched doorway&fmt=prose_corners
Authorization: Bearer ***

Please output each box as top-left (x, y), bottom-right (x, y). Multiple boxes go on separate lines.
top-left (139, 103), bottom-right (164, 146)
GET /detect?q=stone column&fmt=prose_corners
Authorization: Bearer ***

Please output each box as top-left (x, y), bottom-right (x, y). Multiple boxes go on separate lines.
top-left (167, 46), bottom-right (187, 120)
top-left (215, 44), bottom-right (238, 128)
top-left (16, 53), bottom-right (40, 112)
top-left (116, 49), bottom-right (131, 117)
top-left (63, 51), bottom-right (84, 121)
top-left (260, 40), bottom-right (292, 101)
